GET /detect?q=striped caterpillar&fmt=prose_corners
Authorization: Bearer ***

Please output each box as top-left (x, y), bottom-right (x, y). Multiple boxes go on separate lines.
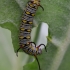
top-left (16, 0), bottom-right (47, 70)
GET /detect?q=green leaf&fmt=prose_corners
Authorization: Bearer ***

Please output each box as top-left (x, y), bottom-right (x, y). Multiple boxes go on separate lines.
top-left (0, 0), bottom-right (70, 70)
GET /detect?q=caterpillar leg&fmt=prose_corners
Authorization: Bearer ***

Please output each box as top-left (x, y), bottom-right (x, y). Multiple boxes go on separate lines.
top-left (37, 44), bottom-right (47, 52)
top-left (34, 55), bottom-right (41, 70)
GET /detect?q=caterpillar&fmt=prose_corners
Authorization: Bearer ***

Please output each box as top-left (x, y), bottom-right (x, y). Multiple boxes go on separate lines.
top-left (16, 0), bottom-right (47, 70)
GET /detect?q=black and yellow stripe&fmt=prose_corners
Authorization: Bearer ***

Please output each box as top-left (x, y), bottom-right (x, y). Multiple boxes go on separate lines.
top-left (16, 0), bottom-right (47, 70)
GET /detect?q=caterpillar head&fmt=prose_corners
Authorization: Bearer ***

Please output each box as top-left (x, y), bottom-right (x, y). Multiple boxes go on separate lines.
top-left (31, 0), bottom-right (40, 6)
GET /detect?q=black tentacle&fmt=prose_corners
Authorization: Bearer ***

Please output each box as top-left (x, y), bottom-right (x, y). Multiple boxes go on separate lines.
top-left (34, 55), bottom-right (41, 70)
